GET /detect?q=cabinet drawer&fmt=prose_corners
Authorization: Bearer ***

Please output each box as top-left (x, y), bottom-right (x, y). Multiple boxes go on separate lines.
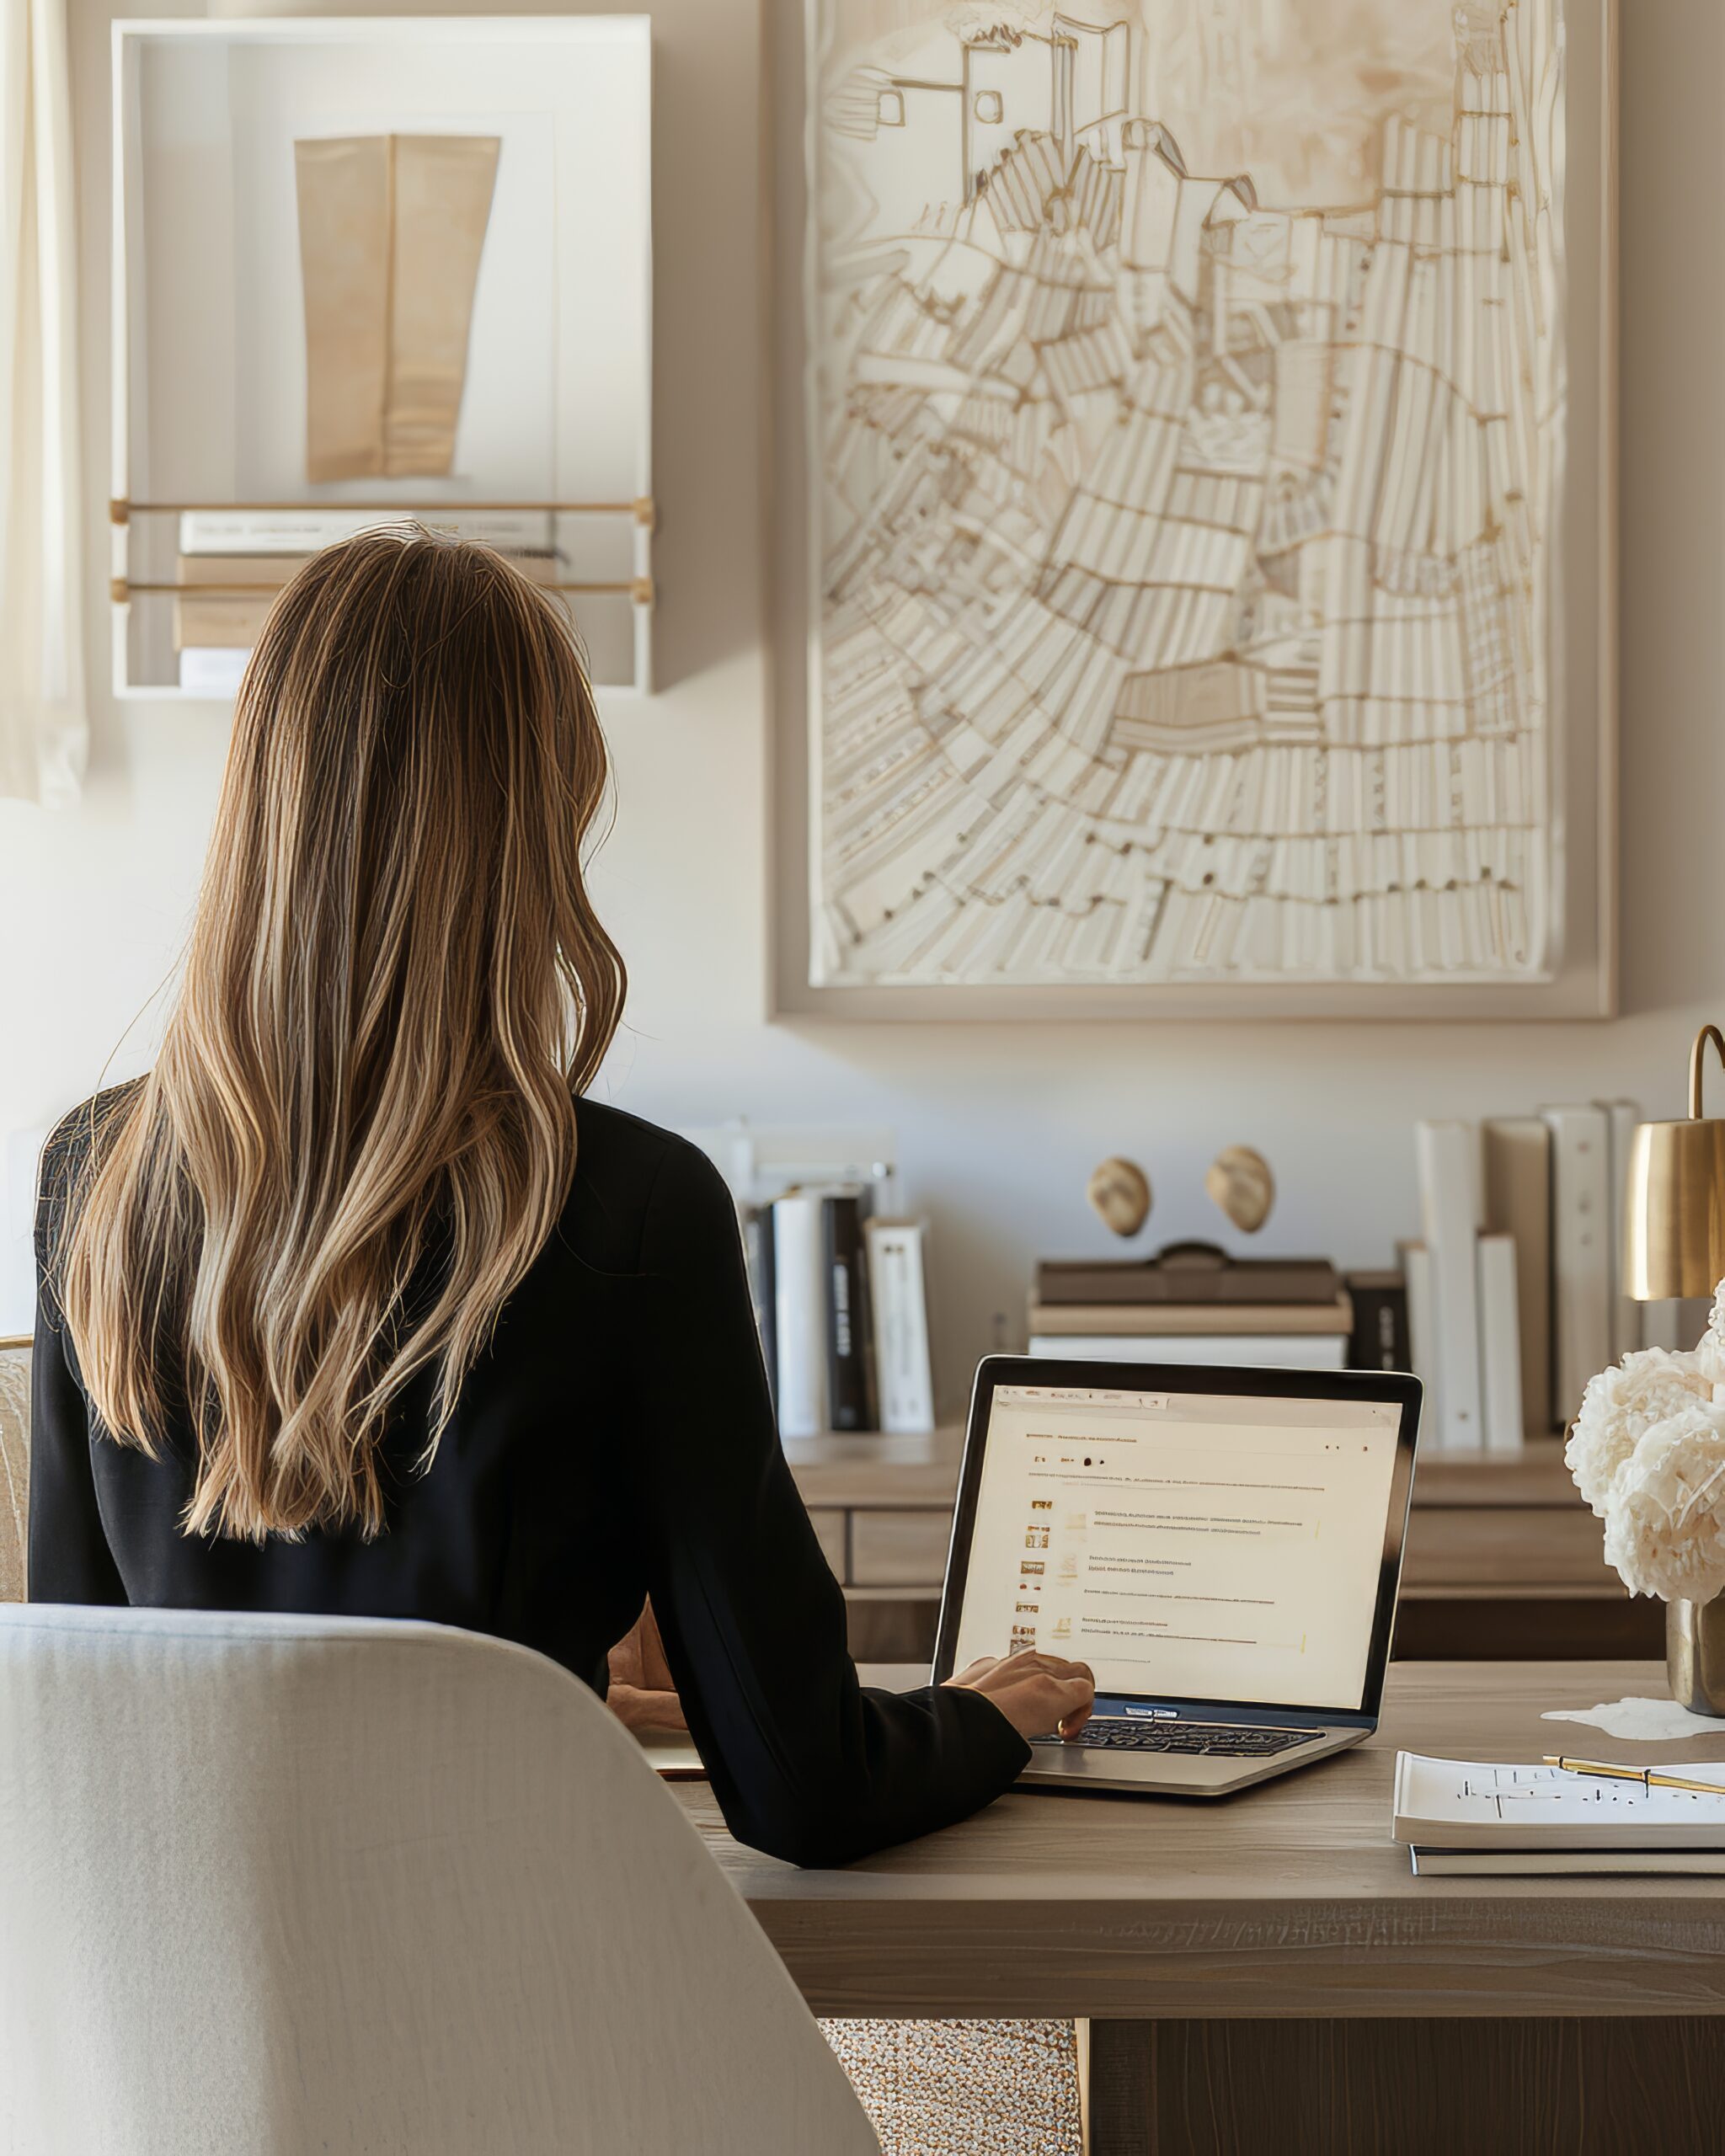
top-left (1402, 1505), bottom-right (1617, 1592)
top-left (806, 1508), bottom-right (848, 1580)
top-left (850, 1510), bottom-right (951, 1587)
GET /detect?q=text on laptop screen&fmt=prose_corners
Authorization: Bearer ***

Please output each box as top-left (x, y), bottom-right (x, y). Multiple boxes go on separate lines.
top-left (953, 1384), bottom-right (1402, 1713)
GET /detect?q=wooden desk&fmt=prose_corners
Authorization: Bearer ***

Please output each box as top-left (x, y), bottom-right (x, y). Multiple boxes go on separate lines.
top-left (784, 1429), bottom-right (1662, 1662)
top-left (681, 1660), bottom-right (1725, 2153)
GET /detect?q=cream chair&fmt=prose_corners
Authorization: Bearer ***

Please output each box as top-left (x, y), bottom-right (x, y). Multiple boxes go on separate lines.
top-left (1, 1352), bottom-right (1079, 2155)
top-left (0, 1604), bottom-right (880, 2156)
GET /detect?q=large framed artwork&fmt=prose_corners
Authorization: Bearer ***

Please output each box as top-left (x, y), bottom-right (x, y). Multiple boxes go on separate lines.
top-left (775, 1), bottom-right (1616, 1017)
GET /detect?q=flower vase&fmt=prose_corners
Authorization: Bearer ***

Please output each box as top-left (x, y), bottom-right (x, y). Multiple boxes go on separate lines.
top-left (1666, 1598), bottom-right (1725, 1716)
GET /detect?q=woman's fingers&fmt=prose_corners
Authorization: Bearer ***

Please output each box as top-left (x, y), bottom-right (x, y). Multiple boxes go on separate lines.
top-left (939, 1646), bottom-right (1098, 1742)
top-left (1030, 1673), bottom-right (1093, 1733)
top-left (606, 1683), bottom-right (689, 1734)
top-left (608, 1599), bottom-right (685, 1725)
top-left (1055, 1684), bottom-right (1096, 1740)
top-left (635, 1598), bottom-right (678, 1692)
top-left (948, 1655), bottom-right (1006, 1686)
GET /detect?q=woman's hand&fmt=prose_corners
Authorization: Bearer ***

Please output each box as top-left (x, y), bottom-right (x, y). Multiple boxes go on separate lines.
top-left (606, 1598), bottom-right (688, 1734)
top-left (943, 1649), bottom-right (1097, 1742)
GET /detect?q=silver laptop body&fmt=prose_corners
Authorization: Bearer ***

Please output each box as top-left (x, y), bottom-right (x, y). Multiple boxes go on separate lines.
top-left (934, 1357), bottom-right (1421, 1801)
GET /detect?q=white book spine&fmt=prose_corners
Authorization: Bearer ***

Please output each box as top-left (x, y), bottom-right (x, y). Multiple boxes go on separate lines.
top-left (865, 1219), bottom-right (935, 1433)
top-left (1397, 1240), bottom-right (1442, 1444)
top-left (1541, 1104), bottom-right (1614, 1423)
top-left (1599, 1100), bottom-right (1643, 1364)
top-left (1482, 1116), bottom-right (1553, 1433)
top-left (772, 1196), bottom-right (829, 1439)
top-left (1477, 1232), bottom-right (1525, 1454)
top-left (1416, 1122), bottom-right (1483, 1452)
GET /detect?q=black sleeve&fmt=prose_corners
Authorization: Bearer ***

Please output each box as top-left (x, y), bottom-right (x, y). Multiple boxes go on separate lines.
top-left (625, 1139), bottom-right (1028, 1866)
top-left (29, 1138), bottom-right (127, 1606)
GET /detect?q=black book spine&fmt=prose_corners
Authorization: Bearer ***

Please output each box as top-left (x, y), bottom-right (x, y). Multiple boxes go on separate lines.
top-left (742, 1206), bottom-right (777, 1415)
top-left (1347, 1273), bottom-right (1410, 1373)
top-left (823, 1194), bottom-right (872, 1432)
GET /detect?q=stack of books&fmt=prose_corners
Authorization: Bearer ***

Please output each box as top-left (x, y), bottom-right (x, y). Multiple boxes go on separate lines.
top-left (741, 1192), bottom-right (934, 1441)
top-left (1028, 1245), bottom-right (1353, 1369)
top-left (1401, 1102), bottom-right (1664, 1453)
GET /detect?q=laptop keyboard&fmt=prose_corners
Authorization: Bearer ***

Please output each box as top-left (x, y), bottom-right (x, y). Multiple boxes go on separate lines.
top-left (1033, 1717), bottom-right (1312, 1758)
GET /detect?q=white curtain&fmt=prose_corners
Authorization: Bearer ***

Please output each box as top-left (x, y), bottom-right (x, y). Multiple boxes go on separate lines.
top-left (0, 0), bottom-right (83, 807)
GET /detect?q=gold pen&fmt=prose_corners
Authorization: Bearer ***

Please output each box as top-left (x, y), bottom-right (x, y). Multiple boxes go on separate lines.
top-left (1543, 1754), bottom-right (1725, 1796)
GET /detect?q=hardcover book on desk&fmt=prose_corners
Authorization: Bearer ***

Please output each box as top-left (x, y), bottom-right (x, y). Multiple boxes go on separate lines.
top-left (866, 1219), bottom-right (935, 1434)
top-left (822, 1193), bottom-right (875, 1433)
top-left (1482, 1117), bottom-right (1553, 1433)
top-left (768, 1191), bottom-right (829, 1438)
top-left (1415, 1121), bottom-right (1483, 1453)
top-left (1540, 1103), bottom-right (1614, 1426)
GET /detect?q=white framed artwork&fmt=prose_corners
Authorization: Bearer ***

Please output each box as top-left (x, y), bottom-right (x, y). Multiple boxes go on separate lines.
top-left (777, 0), bottom-right (1616, 1018)
top-left (111, 16), bottom-right (654, 697)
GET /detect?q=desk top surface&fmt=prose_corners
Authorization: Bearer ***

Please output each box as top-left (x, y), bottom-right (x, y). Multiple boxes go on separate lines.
top-left (676, 1660), bottom-right (1725, 2020)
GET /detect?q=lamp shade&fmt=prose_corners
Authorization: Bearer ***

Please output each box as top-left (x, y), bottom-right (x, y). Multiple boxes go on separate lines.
top-left (1625, 1025), bottom-right (1725, 1301)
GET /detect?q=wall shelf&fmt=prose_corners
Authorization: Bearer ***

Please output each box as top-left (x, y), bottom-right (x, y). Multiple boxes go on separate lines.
top-left (110, 17), bottom-right (654, 699)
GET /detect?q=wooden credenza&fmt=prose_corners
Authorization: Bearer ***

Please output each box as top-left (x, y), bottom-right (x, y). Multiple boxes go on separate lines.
top-left (782, 1427), bottom-right (1663, 1663)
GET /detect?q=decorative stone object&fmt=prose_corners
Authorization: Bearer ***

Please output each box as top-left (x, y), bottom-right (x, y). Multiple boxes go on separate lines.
top-left (1205, 1145), bottom-right (1275, 1235)
top-left (1087, 1157), bottom-right (1151, 1239)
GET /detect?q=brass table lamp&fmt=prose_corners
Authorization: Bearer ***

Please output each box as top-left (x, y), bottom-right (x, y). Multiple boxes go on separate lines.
top-left (1625, 1026), bottom-right (1725, 1713)
top-left (1625, 1025), bottom-right (1725, 1302)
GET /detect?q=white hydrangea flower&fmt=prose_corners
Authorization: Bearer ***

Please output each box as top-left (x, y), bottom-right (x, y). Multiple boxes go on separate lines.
top-left (1565, 1347), bottom-right (1712, 1516)
top-left (1696, 1278), bottom-right (1725, 1387)
top-left (1603, 1402), bottom-right (1725, 1601)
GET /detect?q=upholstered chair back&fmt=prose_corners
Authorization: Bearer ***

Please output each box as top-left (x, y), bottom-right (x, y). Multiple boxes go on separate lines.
top-left (0, 1604), bottom-right (879, 2156)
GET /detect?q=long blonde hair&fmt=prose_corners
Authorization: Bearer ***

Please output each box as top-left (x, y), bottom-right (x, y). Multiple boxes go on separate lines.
top-left (55, 526), bottom-right (625, 1540)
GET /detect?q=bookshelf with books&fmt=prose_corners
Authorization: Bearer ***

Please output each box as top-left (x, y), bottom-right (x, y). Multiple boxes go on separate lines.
top-left (1400, 1103), bottom-right (1700, 1460)
top-left (688, 1120), bottom-right (938, 1447)
top-left (740, 1190), bottom-right (935, 1444)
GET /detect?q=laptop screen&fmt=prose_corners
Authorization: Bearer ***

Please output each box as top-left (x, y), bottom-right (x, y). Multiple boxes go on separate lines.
top-left (949, 1380), bottom-right (1405, 1715)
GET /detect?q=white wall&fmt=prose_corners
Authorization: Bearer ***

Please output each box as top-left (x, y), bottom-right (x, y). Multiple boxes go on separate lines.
top-left (4, 0), bottom-right (1723, 1410)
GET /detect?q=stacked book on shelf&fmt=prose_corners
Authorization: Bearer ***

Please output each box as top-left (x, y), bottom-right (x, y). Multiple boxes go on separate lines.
top-left (1028, 1244), bottom-right (1354, 1369)
top-left (741, 1189), bottom-right (934, 1440)
top-left (1400, 1101), bottom-right (1659, 1454)
top-left (171, 510), bottom-right (567, 695)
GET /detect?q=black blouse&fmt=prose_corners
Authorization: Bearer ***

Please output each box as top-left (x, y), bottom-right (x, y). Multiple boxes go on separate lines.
top-left (29, 1094), bottom-right (1028, 1865)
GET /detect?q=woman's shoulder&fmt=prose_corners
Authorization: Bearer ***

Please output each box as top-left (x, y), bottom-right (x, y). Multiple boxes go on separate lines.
top-left (570, 1097), bottom-right (729, 1198)
top-left (37, 1079), bottom-right (147, 1203)
top-left (566, 1098), bottom-right (735, 1262)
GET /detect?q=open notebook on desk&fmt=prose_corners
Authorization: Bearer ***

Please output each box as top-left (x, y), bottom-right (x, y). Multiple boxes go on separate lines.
top-left (1395, 1753), bottom-right (1725, 1873)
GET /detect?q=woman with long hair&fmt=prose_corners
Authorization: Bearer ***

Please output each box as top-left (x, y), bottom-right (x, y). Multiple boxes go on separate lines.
top-left (30, 526), bottom-right (1092, 1866)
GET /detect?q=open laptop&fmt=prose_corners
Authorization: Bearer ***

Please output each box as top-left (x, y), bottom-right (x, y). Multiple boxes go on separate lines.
top-left (933, 1356), bottom-right (1421, 1797)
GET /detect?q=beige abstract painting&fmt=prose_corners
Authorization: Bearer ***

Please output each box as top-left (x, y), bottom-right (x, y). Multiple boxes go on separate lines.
top-left (296, 134), bottom-right (500, 483)
top-left (809, 1), bottom-right (1567, 988)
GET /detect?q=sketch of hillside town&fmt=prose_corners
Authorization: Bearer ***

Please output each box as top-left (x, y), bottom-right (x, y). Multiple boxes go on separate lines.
top-left (809, 3), bottom-right (1565, 989)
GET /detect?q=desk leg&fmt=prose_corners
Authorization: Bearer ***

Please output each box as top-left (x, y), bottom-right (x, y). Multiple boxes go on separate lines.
top-left (1087, 2017), bottom-right (1725, 2154)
